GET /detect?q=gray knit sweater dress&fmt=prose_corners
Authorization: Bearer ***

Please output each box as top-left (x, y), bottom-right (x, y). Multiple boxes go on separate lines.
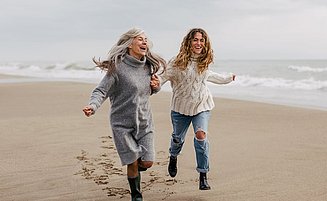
top-left (88, 54), bottom-right (155, 166)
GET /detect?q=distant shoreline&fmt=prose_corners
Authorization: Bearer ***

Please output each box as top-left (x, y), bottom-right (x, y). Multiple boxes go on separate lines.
top-left (1, 73), bottom-right (326, 112)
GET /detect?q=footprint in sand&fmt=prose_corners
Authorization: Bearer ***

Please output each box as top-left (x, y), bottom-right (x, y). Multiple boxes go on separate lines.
top-left (102, 187), bottom-right (130, 197)
top-left (75, 135), bottom-right (191, 199)
top-left (75, 136), bottom-right (129, 197)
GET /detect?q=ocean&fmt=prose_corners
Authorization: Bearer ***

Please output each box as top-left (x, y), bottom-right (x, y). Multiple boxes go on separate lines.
top-left (0, 59), bottom-right (326, 111)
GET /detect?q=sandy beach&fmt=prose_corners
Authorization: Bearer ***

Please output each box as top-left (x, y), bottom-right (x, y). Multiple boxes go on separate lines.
top-left (1, 76), bottom-right (327, 201)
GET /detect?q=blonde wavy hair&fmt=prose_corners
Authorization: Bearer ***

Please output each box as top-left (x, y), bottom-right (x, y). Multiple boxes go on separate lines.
top-left (93, 27), bottom-right (166, 75)
top-left (173, 28), bottom-right (213, 74)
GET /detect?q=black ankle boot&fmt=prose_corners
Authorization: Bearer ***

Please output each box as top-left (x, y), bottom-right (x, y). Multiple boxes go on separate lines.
top-left (168, 156), bottom-right (177, 177)
top-left (128, 174), bottom-right (143, 201)
top-left (199, 172), bottom-right (211, 190)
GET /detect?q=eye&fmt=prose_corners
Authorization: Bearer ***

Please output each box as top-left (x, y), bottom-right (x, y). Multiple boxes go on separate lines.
top-left (138, 37), bottom-right (147, 43)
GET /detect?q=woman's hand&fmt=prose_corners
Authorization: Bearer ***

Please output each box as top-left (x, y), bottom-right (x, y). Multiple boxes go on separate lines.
top-left (82, 105), bottom-right (94, 117)
top-left (150, 74), bottom-right (160, 91)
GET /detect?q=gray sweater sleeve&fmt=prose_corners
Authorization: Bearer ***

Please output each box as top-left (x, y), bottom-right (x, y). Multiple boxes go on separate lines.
top-left (89, 73), bottom-right (116, 113)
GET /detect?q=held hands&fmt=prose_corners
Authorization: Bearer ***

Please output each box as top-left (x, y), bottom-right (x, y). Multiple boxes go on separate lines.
top-left (82, 105), bottom-right (94, 117)
top-left (150, 74), bottom-right (160, 91)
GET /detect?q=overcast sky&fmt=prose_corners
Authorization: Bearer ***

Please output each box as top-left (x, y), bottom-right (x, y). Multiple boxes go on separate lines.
top-left (1, 0), bottom-right (327, 62)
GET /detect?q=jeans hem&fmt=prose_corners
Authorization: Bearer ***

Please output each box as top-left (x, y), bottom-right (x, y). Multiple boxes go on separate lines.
top-left (196, 168), bottom-right (209, 173)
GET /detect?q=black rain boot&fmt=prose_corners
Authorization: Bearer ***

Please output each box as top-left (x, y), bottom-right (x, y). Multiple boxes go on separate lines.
top-left (128, 173), bottom-right (143, 201)
top-left (199, 172), bottom-right (211, 190)
top-left (168, 156), bottom-right (177, 177)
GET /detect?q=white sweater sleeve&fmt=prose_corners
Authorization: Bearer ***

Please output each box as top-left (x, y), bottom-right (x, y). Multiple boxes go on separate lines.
top-left (207, 70), bottom-right (234, 84)
top-left (158, 62), bottom-right (174, 86)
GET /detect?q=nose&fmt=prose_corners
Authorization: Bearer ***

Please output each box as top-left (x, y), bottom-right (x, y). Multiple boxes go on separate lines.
top-left (141, 38), bottom-right (147, 44)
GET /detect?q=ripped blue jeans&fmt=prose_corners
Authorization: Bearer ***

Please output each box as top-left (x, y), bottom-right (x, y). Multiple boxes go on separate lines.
top-left (169, 110), bottom-right (211, 173)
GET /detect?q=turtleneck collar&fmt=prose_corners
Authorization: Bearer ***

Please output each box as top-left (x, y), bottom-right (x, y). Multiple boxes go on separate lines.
top-left (190, 53), bottom-right (200, 62)
top-left (123, 54), bottom-right (146, 68)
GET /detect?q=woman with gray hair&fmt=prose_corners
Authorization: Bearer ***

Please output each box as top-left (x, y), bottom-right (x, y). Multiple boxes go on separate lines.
top-left (83, 27), bottom-right (166, 201)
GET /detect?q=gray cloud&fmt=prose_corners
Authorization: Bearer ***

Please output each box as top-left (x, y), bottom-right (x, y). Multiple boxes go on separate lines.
top-left (1, 0), bottom-right (326, 61)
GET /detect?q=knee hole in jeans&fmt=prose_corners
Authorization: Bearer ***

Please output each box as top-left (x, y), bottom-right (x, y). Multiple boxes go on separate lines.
top-left (195, 130), bottom-right (206, 141)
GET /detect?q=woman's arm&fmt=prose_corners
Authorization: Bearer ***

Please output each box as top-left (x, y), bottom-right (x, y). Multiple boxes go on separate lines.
top-left (83, 73), bottom-right (115, 116)
top-left (207, 70), bottom-right (235, 84)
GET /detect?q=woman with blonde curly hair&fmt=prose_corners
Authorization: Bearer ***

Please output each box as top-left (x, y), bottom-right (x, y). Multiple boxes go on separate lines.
top-left (83, 27), bottom-right (166, 201)
top-left (159, 28), bottom-right (235, 190)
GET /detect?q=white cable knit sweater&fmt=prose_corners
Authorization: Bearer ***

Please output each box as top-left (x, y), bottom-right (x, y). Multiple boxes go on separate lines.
top-left (159, 59), bottom-right (234, 116)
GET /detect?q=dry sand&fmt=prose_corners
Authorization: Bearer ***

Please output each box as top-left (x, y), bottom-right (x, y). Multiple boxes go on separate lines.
top-left (1, 77), bottom-right (327, 201)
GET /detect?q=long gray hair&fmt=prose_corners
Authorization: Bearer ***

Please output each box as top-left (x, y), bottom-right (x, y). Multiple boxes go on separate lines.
top-left (93, 27), bottom-right (166, 75)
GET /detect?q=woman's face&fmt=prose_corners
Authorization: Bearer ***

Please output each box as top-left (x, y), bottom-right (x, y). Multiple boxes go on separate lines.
top-left (128, 33), bottom-right (148, 60)
top-left (190, 32), bottom-right (205, 55)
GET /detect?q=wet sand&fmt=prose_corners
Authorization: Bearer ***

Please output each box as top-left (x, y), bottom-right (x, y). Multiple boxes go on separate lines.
top-left (1, 78), bottom-right (326, 201)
